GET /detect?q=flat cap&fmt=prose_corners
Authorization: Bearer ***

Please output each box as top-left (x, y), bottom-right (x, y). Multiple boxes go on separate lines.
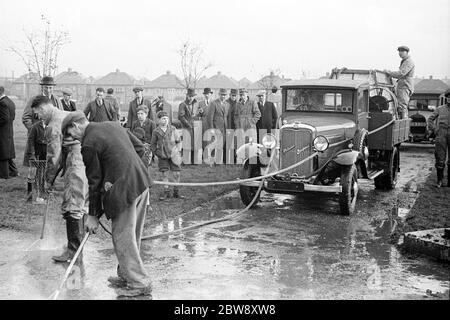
top-left (157, 110), bottom-right (169, 118)
top-left (133, 87), bottom-right (143, 92)
top-left (62, 88), bottom-right (72, 96)
top-left (61, 111), bottom-right (87, 135)
top-left (218, 88), bottom-right (227, 95)
top-left (256, 90), bottom-right (266, 96)
top-left (137, 105), bottom-right (149, 113)
top-left (239, 88), bottom-right (248, 94)
top-left (397, 45), bottom-right (410, 52)
top-left (230, 88), bottom-right (238, 95)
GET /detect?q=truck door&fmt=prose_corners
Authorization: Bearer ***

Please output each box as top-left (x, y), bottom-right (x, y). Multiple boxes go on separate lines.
top-left (357, 89), bottom-right (369, 130)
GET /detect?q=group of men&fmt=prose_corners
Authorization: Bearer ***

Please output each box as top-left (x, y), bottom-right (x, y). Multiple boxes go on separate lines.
top-left (177, 87), bottom-right (278, 164)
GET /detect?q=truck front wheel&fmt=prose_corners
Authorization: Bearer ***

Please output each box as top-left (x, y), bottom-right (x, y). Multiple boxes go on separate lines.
top-left (239, 163), bottom-right (261, 207)
top-left (339, 164), bottom-right (358, 215)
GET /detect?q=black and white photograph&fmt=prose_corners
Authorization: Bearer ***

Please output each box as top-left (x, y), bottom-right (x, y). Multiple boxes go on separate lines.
top-left (0, 0), bottom-right (449, 308)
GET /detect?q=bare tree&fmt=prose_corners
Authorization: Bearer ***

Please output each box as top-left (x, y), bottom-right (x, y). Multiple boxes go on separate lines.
top-left (5, 15), bottom-right (70, 79)
top-left (177, 40), bottom-right (212, 89)
top-left (257, 68), bottom-right (282, 93)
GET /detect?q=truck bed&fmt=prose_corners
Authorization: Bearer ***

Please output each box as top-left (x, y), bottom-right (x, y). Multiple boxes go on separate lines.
top-left (368, 113), bottom-right (411, 150)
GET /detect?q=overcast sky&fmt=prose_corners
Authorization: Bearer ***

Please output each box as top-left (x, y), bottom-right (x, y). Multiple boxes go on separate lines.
top-left (0, 0), bottom-right (449, 81)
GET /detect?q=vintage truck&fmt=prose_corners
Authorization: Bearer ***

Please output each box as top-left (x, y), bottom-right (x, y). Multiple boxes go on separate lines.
top-left (237, 68), bottom-right (411, 215)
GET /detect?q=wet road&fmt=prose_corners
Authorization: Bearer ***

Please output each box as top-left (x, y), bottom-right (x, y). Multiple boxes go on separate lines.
top-left (0, 145), bottom-right (448, 299)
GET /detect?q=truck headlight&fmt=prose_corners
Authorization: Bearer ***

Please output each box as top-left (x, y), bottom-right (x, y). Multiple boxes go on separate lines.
top-left (313, 136), bottom-right (329, 152)
top-left (262, 134), bottom-right (277, 149)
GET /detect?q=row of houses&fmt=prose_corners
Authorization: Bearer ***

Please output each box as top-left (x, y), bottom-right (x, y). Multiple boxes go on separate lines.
top-left (2, 69), bottom-right (289, 109)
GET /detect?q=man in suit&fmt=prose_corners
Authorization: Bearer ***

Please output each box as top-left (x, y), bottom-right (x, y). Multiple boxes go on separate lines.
top-left (205, 88), bottom-right (229, 164)
top-left (0, 86), bottom-right (19, 179)
top-left (22, 76), bottom-right (63, 166)
top-left (61, 88), bottom-right (76, 112)
top-left (84, 87), bottom-right (116, 122)
top-left (178, 88), bottom-right (198, 164)
top-left (256, 90), bottom-right (278, 141)
top-left (196, 88), bottom-right (213, 130)
top-left (105, 88), bottom-right (120, 121)
top-left (126, 87), bottom-right (154, 129)
top-left (226, 89), bottom-right (238, 130)
top-left (234, 88), bottom-right (261, 144)
top-left (62, 111), bottom-right (152, 297)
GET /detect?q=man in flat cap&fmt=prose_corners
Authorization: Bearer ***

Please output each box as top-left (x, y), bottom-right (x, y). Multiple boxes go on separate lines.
top-left (234, 88), bottom-right (261, 145)
top-left (205, 88), bottom-right (229, 164)
top-left (61, 109), bottom-right (152, 297)
top-left (30, 96), bottom-right (88, 263)
top-left (384, 46), bottom-right (415, 119)
top-left (178, 88), bottom-right (198, 164)
top-left (84, 87), bottom-right (117, 123)
top-left (61, 88), bottom-right (76, 112)
top-left (105, 88), bottom-right (120, 122)
top-left (427, 89), bottom-right (450, 187)
top-left (126, 87), bottom-right (154, 129)
top-left (22, 76), bottom-right (63, 167)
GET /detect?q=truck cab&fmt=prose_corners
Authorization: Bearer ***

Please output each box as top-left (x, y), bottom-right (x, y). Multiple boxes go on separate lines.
top-left (238, 68), bottom-right (410, 215)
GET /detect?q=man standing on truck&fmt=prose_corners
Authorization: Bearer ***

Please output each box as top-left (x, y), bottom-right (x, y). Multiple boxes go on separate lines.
top-left (384, 46), bottom-right (415, 119)
top-left (427, 89), bottom-right (450, 188)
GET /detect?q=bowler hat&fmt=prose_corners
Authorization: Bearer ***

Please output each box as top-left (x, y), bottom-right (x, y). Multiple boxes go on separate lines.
top-left (218, 88), bottom-right (227, 95)
top-left (230, 88), bottom-right (238, 95)
top-left (61, 111), bottom-right (87, 135)
top-left (203, 88), bottom-right (213, 94)
top-left (186, 88), bottom-right (196, 97)
top-left (157, 110), bottom-right (169, 118)
top-left (397, 45), bottom-right (410, 52)
top-left (40, 76), bottom-right (55, 86)
top-left (133, 87), bottom-right (143, 93)
top-left (62, 88), bottom-right (72, 96)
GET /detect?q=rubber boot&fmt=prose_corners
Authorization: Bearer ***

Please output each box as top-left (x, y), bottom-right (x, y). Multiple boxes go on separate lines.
top-left (436, 168), bottom-right (444, 188)
top-left (52, 217), bottom-right (84, 263)
top-left (159, 188), bottom-right (171, 201)
top-left (26, 182), bottom-right (33, 202)
top-left (173, 187), bottom-right (185, 199)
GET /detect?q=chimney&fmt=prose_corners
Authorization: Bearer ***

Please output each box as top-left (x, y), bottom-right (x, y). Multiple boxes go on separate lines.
top-left (166, 70), bottom-right (171, 75)
top-left (116, 69), bottom-right (120, 73)
top-left (429, 75), bottom-right (433, 80)
top-left (270, 71), bottom-right (275, 76)
top-left (217, 71), bottom-right (221, 75)
top-left (68, 68), bottom-right (72, 72)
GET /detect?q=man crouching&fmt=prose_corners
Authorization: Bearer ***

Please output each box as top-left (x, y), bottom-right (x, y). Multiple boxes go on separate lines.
top-left (30, 96), bottom-right (88, 262)
top-left (61, 111), bottom-right (153, 297)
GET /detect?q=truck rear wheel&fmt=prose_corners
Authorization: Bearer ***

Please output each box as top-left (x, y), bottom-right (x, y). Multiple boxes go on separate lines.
top-left (339, 164), bottom-right (358, 215)
top-left (239, 162), bottom-right (261, 207)
top-left (374, 147), bottom-right (399, 190)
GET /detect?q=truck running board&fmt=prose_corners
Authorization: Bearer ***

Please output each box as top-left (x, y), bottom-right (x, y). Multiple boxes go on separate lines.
top-left (367, 170), bottom-right (384, 180)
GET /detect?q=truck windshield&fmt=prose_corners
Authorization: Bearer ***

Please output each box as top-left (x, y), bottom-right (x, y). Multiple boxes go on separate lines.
top-left (285, 89), bottom-right (353, 113)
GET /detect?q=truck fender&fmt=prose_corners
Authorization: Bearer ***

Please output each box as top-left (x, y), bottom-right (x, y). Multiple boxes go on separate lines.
top-left (236, 142), bottom-right (264, 164)
top-left (333, 150), bottom-right (359, 166)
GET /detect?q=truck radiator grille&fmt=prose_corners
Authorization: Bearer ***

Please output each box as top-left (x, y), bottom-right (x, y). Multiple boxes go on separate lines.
top-left (280, 128), bottom-right (313, 177)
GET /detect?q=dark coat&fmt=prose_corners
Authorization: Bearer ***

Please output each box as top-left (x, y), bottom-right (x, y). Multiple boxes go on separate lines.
top-left (0, 96), bottom-right (16, 160)
top-left (84, 99), bottom-right (116, 122)
top-left (104, 95), bottom-right (120, 121)
top-left (150, 125), bottom-right (181, 159)
top-left (226, 98), bottom-right (237, 129)
top-left (81, 122), bottom-right (152, 219)
top-left (126, 98), bottom-right (155, 129)
top-left (131, 118), bottom-right (156, 144)
top-left (206, 98), bottom-right (229, 138)
top-left (60, 99), bottom-right (77, 112)
top-left (256, 101), bottom-right (278, 132)
top-left (178, 100), bottom-right (196, 130)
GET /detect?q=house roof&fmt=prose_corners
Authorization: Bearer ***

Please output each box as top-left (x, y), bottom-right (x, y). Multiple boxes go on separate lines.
top-left (95, 69), bottom-right (135, 85)
top-left (15, 72), bottom-right (40, 83)
top-left (281, 79), bottom-right (368, 89)
top-left (201, 71), bottom-right (238, 89)
top-left (238, 77), bottom-right (252, 88)
top-left (150, 71), bottom-right (183, 88)
top-left (55, 68), bottom-right (86, 84)
top-left (249, 73), bottom-right (290, 89)
top-left (414, 79), bottom-right (449, 95)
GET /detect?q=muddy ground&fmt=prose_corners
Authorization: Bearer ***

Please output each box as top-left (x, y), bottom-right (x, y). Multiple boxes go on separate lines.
top-left (0, 142), bottom-right (448, 300)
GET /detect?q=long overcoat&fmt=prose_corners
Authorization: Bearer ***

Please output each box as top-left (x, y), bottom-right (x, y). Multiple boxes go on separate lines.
top-left (0, 96), bottom-right (16, 160)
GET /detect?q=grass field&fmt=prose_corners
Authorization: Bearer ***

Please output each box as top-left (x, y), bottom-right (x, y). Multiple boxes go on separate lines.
top-left (0, 100), bottom-right (241, 235)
